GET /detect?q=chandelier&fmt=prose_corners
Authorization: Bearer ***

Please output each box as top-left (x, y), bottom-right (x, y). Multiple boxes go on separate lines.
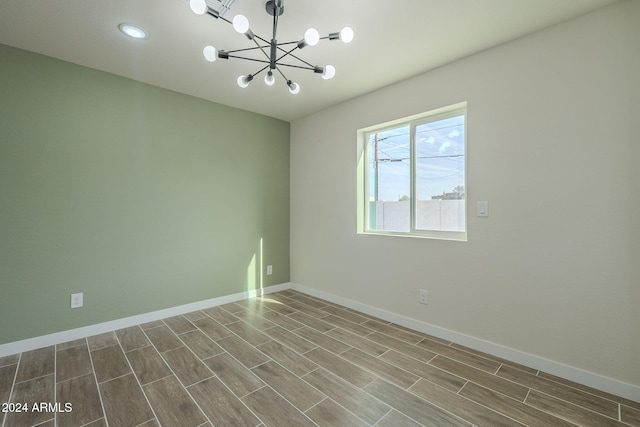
top-left (188, 0), bottom-right (354, 94)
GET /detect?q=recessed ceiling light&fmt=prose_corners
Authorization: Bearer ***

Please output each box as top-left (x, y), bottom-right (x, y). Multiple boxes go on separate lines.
top-left (118, 23), bottom-right (148, 39)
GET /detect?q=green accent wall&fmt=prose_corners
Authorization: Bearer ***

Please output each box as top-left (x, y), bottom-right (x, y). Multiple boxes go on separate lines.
top-left (0, 44), bottom-right (290, 344)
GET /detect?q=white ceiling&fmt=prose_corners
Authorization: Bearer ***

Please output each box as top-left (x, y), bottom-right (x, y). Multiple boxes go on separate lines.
top-left (0, 0), bottom-right (619, 122)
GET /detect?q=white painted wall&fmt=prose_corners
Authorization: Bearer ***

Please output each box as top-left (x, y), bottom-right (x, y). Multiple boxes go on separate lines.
top-left (290, 0), bottom-right (639, 390)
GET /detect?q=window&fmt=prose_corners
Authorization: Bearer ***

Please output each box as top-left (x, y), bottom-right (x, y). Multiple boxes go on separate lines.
top-left (357, 102), bottom-right (467, 240)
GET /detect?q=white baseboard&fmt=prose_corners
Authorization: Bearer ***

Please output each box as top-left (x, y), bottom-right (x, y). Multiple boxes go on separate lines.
top-left (291, 283), bottom-right (640, 403)
top-left (0, 283), bottom-right (292, 358)
top-left (3, 281), bottom-right (637, 403)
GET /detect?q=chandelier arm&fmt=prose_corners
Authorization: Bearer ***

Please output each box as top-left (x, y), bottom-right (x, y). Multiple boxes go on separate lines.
top-left (253, 34), bottom-right (271, 45)
top-left (226, 55), bottom-right (271, 65)
top-left (272, 41), bottom-right (299, 46)
top-left (275, 62), bottom-right (317, 71)
top-left (276, 49), bottom-right (314, 68)
top-left (250, 36), bottom-right (272, 62)
top-left (274, 65), bottom-right (290, 82)
top-left (225, 45), bottom-right (270, 54)
top-left (252, 64), bottom-right (271, 76)
top-left (270, 43), bottom-right (315, 69)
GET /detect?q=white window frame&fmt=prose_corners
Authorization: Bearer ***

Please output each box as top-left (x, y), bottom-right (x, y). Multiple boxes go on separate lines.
top-left (357, 102), bottom-right (467, 241)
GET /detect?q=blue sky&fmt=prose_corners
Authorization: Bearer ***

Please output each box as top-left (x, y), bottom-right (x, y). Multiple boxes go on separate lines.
top-left (367, 115), bottom-right (465, 201)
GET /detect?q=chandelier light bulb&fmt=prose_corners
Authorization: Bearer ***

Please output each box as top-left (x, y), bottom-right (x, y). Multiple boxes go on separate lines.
top-left (237, 75), bottom-right (252, 88)
top-left (203, 45), bottom-right (217, 62)
top-left (264, 71), bottom-right (275, 86)
top-left (288, 81), bottom-right (300, 95)
top-left (304, 28), bottom-right (320, 47)
top-left (189, 0), bottom-right (207, 15)
top-left (322, 65), bottom-right (336, 80)
top-left (233, 15), bottom-right (251, 34)
top-left (340, 27), bottom-right (354, 43)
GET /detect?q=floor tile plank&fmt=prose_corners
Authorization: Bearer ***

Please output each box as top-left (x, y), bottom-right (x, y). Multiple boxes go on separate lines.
top-left (263, 326), bottom-right (318, 353)
top-left (56, 373), bottom-right (103, 427)
top-left (304, 347), bottom-right (377, 388)
top-left (256, 340), bottom-right (318, 376)
top-left (429, 355), bottom-right (529, 400)
top-left (525, 389), bottom-right (624, 426)
top-left (125, 345), bottom-right (172, 385)
top-left (163, 315), bottom-right (196, 335)
top-left (15, 346), bottom-right (54, 383)
top-left (178, 329), bottom-right (224, 360)
top-left (87, 332), bottom-right (119, 351)
top-left (4, 374), bottom-right (54, 427)
top-left (144, 325), bottom-right (183, 353)
top-left (362, 320), bottom-right (425, 344)
top-left (305, 398), bottom-right (369, 427)
top-left (302, 368), bottom-right (390, 425)
top-left (325, 327), bottom-right (389, 356)
top-left (216, 335), bottom-right (270, 368)
top-left (233, 310), bottom-right (278, 331)
top-left (203, 353), bottom-right (265, 397)
top-left (193, 317), bottom-right (233, 341)
top-left (91, 345), bottom-right (131, 383)
top-left (261, 309), bottom-right (304, 329)
top-left (376, 409), bottom-right (425, 427)
top-left (188, 377), bottom-right (260, 427)
top-left (225, 321), bottom-right (272, 346)
top-left (380, 350), bottom-right (467, 392)
top-left (161, 346), bottom-right (213, 386)
top-left (319, 305), bottom-right (370, 325)
top-left (143, 375), bottom-right (207, 427)
top-left (294, 326), bottom-right (351, 354)
top-left (0, 364), bottom-right (18, 405)
top-left (459, 382), bottom-right (577, 427)
top-left (320, 314), bottom-right (375, 336)
top-left (288, 311), bottom-right (336, 332)
top-left (498, 364), bottom-right (620, 419)
top-left (251, 361), bottom-right (324, 411)
top-left (203, 306), bottom-right (239, 325)
top-left (364, 378), bottom-right (472, 426)
top-left (409, 378), bottom-right (527, 426)
top-left (56, 344), bottom-right (92, 382)
top-left (367, 332), bottom-right (437, 364)
top-left (99, 373), bottom-right (155, 427)
top-left (621, 404), bottom-right (640, 426)
top-left (242, 386), bottom-right (316, 427)
top-left (538, 371), bottom-right (640, 411)
top-left (0, 354), bottom-right (19, 368)
top-left (417, 338), bottom-right (502, 373)
top-left (115, 326), bottom-right (151, 352)
top-left (341, 348), bottom-right (419, 389)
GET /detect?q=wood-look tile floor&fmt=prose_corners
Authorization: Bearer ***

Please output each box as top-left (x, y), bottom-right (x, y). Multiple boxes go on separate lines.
top-left (1, 290), bottom-right (639, 427)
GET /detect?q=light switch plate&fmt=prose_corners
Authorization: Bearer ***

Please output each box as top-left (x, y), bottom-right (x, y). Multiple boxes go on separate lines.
top-left (477, 201), bottom-right (489, 217)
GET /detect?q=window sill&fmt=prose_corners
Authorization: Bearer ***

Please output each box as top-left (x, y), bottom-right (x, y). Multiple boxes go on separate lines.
top-left (358, 230), bottom-right (467, 242)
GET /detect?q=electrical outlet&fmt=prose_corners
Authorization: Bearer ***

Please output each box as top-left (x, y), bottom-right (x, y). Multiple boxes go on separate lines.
top-left (419, 289), bottom-right (428, 305)
top-left (266, 265), bottom-right (273, 275)
top-left (71, 292), bottom-right (83, 309)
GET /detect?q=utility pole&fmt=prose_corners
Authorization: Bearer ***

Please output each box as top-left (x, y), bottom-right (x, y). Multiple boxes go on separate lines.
top-left (374, 132), bottom-right (379, 201)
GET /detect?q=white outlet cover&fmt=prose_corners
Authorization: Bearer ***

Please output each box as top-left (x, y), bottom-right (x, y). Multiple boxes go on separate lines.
top-left (71, 292), bottom-right (83, 308)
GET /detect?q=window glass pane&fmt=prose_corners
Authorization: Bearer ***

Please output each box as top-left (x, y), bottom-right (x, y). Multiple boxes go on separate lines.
top-left (367, 125), bottom-right (410, 232)
top-left (415, 115), bottom-right (465, 232)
